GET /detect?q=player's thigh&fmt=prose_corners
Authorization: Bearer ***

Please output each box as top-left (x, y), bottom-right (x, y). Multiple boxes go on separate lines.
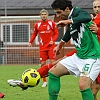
top-left (48, 49), bottom-right (56, 60)
top-left (49, 62), bottom-right (70, 76)
top-left (40, 51), bottom-right (48, 62)
top-left (49, 54), bottom-right (80, 77)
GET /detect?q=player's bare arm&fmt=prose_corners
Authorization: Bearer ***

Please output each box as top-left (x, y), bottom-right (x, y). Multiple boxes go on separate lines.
top-left (49, 41), bottom-right (54, 45)
top-left (54, 40), bottom-right (65, 55)
top-left (56, 19), bottom-right (72, 28)
top-left (28, 43), bottom-right (32, 47)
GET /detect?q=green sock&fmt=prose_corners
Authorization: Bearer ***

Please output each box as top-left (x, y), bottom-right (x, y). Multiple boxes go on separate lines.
top-left (80, 88), bottom-right (94, 100)
top-left (48, 72), bottom-right (60, 100)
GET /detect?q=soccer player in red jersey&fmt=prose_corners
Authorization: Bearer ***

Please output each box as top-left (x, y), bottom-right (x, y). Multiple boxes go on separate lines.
top-left (28, 9), bottom-right (59, 87)
top-left (89, 0), bottom-right (100, 100)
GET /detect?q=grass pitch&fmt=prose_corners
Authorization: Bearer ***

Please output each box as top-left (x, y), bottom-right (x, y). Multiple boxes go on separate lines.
top-left (0, 65), bottom-right (100, 100)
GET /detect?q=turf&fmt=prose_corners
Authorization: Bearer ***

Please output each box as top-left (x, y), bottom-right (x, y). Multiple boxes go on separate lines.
top-left (0, 65), bottom-right (100, 100)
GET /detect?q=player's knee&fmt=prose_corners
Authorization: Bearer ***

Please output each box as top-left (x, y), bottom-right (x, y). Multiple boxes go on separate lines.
top-left (79, 82), bottom-right (86, 90)
top-left (79, 77), bottom-right (92, 90)
top-left (79, 79), bottom-right (87, 90)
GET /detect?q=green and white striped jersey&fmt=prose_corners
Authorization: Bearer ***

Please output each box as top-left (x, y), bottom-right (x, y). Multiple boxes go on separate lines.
top-left (62, 7), bottom-right (100, 59)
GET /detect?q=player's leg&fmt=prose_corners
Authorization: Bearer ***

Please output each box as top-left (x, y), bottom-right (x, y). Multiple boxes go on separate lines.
top-left (41, 49), bottom-right (56, 88)
top-left (91, 73), bottom-right (100, 100)
top-left (48, 54), bottom-right (80, 100)
top-left (7, 79), bottom-right (28, 90)
top-left (40, 61), bottom-right (47, 87)
top-left (48, 54), bottom-right (100, 100)
top-left (37, 58), bottom-right (62, 78)
top-left (40, 51), bottom-right (48, 87)
top-left (79, 76), bottom-right (94, 100)
top-left (48, 62), bottom-right (70, 100)
top-left (79, 59), bottom-right (100, 100)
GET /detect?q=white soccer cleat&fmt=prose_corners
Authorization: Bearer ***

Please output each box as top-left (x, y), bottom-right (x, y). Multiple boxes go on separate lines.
top-left (7, 79), bottom-right (28, 90)
top-left (42, 82), bottom-right (47, 87)
top-left (7, 79), bottom-right (22, 86)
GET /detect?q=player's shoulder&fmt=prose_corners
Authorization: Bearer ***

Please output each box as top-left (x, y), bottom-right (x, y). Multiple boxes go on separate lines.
top-left (34, 20), bottom-right (42, 26)
top-left (74, 6), bottom-right (88, 14)
top-left (96, 13), bottom-right (100, 18)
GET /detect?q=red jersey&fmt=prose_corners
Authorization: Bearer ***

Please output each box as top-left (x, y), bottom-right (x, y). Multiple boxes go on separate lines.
top-left (93, 14), bottom-right (100, 43)
top-left (29, 20), bottom-right (59, 51)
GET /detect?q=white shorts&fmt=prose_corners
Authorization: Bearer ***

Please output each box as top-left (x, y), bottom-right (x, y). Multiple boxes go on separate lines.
top-left (59, 53), bottom-right (100, 81)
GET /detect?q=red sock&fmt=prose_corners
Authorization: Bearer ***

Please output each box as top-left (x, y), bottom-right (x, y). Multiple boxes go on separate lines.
top-left (37, 63), bottom-right (53, 78)
top-left (43, 77), bottom-right (47, 82)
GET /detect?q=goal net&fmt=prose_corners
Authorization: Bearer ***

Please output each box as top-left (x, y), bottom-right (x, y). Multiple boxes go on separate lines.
top-left (0, 15), bottom-right (74, 65)
top-left (0, 16), bottom-right (42, 65)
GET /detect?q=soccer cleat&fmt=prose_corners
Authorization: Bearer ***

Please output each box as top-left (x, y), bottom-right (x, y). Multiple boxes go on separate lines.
top-left (7, 79), bottom-right (28, 90)
top-left (0, 92), bottom-right (4, 98)
top-left (42, 82), bottom-right (47, 87)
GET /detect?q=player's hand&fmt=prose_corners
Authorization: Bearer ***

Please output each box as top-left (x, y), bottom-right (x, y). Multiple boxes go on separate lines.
top-left (28, 43), bottom-right (32, 47)
top-left (56, 19), bottom-right (72, 29)
top-left (56, 20), bottom-right (66, 29)
top-left (49, 41), bottom-right (54, 45)
top-left (89, 22), bottom-right (98, 33)
top-left (53, 46), bottom-right (60, 55)
top-left (90, 14), bottom-right (94, 20)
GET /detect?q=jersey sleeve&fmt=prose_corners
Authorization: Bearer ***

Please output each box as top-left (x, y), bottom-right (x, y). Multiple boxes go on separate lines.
top-left (52, 21), bottom-right (59, 42)
top-left (72, 7), bottom-right (92, 24)
top-left (29, 23), bottom-right (38, 43)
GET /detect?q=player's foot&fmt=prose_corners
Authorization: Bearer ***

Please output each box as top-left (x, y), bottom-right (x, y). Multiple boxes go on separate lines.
top-left (42, 82), bottom-right (47, 87)
top-left (7, 79), bottom-right (28, 90)
top-left (0, 92), bottom-right (4, 98)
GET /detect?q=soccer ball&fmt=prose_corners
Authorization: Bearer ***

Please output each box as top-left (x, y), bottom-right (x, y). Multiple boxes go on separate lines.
top-left (21, 68), bottom-right (40, 87)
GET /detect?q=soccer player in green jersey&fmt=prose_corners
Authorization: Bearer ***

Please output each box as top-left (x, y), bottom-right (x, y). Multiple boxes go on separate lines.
top-left (48, 0), bottom-right (100, 100)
